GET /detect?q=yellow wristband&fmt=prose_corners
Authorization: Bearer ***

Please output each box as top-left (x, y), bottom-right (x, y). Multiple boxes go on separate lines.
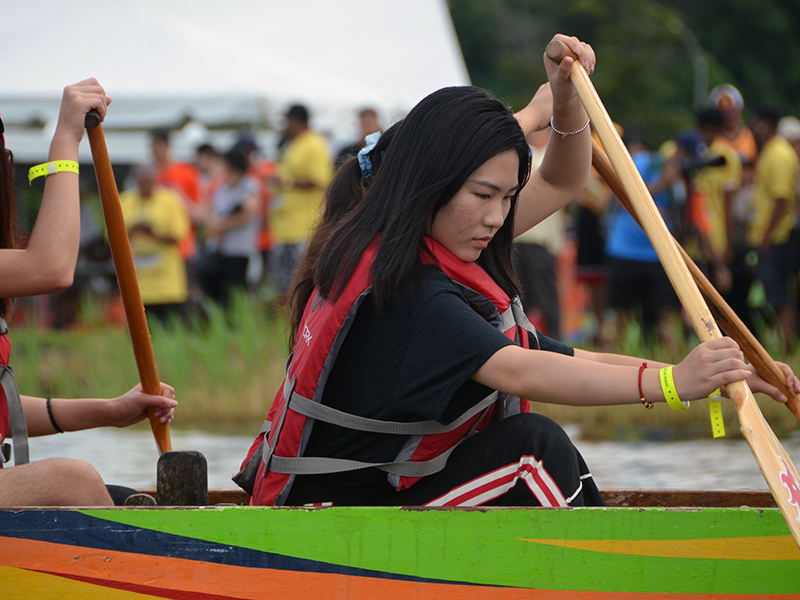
top-left (660, 366), bottom-right (689, 412)
top-left (708, 388), bottom-right (725, 438)
top-left (28, 160), bottom-right (79, 185)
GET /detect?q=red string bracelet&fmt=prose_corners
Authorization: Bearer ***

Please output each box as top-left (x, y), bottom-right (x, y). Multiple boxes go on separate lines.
top-left (638, 362), bottom-right (653, 409)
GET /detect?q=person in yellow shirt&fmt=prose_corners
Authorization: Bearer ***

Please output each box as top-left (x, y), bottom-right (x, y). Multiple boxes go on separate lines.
top-left (270, 104), bottom-right (333, 294)
top-left (694, 109), bottom-right (743, 266)
top-left (747, 106), bottom-right (800, 350)
top-left (779, 115), bottom-right (800, 166)
top-left (693, 108), bottom-right (757, 333)
top-left (120, 165), bottom-right (190, 326)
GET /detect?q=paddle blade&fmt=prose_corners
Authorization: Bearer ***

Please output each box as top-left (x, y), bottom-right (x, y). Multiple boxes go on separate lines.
top-left (734, 386), bottom-right (800, 547)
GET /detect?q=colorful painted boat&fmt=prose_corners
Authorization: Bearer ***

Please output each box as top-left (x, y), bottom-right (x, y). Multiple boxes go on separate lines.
top-left (2, 490), bottom-right (798, 599)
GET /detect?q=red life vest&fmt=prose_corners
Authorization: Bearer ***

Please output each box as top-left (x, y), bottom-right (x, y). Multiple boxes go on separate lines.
top-left (0, 316), bottom-right (28, 467)
top-left (235, 238), bottom-right (537, 505)
top-left (0, 330), bottom-right (10, 456)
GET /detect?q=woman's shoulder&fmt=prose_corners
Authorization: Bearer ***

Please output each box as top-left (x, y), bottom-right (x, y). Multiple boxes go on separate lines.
top-left (414, 264), bottom-right (466, 300)
top-left (390, 265), bottom-right (478, 322)
top-left (372, 265), bottom-right (468, 318)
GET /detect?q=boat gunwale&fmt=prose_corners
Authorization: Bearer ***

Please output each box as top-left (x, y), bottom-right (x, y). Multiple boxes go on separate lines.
top-left (0, 488), bottom-right (779, 510)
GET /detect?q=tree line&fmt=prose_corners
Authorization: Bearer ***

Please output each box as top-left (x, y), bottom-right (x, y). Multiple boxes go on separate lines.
top-left (448, 0), bottom-right (800, 145)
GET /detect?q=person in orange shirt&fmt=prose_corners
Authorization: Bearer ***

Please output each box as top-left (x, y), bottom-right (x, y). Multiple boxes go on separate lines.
top-left (708, 84), bottom-right (758, 167)
top-left (150, 130), bottom-right (201, 259)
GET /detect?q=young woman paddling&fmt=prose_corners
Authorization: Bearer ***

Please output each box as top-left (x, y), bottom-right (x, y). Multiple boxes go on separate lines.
top-left (238, 35), bottom-right (798, 508)
top-left (0, 79), bottom-right (176, 507)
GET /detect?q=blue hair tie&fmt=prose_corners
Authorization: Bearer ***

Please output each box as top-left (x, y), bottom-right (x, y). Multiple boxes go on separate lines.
top-left (357, 131), bottom-right (382, 180)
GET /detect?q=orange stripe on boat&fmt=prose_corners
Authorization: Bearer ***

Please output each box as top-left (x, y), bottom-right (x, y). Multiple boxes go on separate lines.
top-left (3, 537), bottom-right (794, 600)
top-left (520, 535), bottom-right (800, 560)
top-left (0, 536), bottom-right (533, 599)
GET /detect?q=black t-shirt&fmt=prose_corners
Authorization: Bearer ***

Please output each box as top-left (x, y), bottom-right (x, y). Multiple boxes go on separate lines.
top-left (286, 265), bottom-right (573, 505)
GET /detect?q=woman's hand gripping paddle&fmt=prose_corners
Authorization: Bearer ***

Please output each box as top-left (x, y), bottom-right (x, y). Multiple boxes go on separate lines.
top-left (589, 138), bottom-right (800, 422)
top-left (84, 111), bottom-right (172, 454)
top-left (546, 39), bottom-right (800, 548)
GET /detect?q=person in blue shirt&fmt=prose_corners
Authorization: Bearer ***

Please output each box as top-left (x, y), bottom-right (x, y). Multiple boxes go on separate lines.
top-left (605, 129), bottom-right (682, 344)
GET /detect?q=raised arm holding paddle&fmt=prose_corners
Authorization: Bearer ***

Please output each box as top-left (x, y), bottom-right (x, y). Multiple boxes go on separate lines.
top-left (0, 80), bottom-right (176, 507)
top-left (545, 38), bottom-right (800, 548)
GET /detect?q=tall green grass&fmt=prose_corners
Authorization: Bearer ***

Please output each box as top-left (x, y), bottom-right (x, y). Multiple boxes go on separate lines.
top-left (12, 293), bottom-right (288, 433)
top-left (8, 294), bottom-right (800, 439)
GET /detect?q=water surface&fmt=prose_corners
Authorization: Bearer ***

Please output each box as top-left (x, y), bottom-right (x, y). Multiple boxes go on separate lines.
top-left (27, 425), bottom-right (800, 492)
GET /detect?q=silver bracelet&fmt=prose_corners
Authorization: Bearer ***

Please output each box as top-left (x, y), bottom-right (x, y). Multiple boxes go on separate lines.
top-left (550, 115), bottom-right (591, 138)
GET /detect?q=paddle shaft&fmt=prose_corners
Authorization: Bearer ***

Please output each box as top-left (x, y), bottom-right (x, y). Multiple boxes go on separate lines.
top-left (546, 39), bottom-right (800, 546)
top-left (85, 115), bottom-right (171, 454)
top-left (590, 139), bottom-right (800, 421)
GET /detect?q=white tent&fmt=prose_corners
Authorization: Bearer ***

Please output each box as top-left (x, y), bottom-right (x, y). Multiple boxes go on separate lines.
top-left (1, 0), bottom-right (470, 162)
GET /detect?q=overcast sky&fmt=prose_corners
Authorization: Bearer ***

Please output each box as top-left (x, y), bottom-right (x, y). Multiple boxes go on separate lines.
top-left (0, 0), bottom-right (470, 113)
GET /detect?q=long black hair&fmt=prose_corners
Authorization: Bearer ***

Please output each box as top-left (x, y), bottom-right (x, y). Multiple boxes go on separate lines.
top-left (291, 86), bottom-right (531, 338)
top-left (287, 121), bottom-right (401, 344)
top-left (0, 118), bottom-right (17, 318)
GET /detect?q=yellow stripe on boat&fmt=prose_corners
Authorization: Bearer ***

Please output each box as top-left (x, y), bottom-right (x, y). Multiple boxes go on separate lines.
top-left (1, 565), bottom-right (163, 599)
top-left (520, 535), bottom-right (800, 560)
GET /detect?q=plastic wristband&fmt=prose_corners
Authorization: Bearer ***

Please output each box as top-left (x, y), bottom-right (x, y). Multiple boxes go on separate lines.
top-left (28, 160), bottom-right (79, 185)
top-left (708, 388), bottom-right (725, 438)
top-left (660, 366), bottom-right (689, 412)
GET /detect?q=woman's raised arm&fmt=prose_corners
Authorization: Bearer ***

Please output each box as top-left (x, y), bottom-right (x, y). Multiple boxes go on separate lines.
top-left (0, 79), bottom-right (110, 297)
top-left (514, 34), bottom-right (594, 236)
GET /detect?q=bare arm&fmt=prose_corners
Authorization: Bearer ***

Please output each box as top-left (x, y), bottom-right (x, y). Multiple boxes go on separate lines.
top-left (12, 384), bottom-right (176, 438)
top-left (514, 34), bottom-right (595, 236)
top-left (473, 338), bottom-right (753, 407)
top-left (572, 347), bottom-right (668, 369)
top-left (0, 79), bottom-right (111, 297)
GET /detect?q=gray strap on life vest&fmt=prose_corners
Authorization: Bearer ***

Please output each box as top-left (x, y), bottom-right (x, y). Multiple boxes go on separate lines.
top-left (0, 364), bottom-right (29, 466)
top-left (266, 390), bottom-right (500, 477)
top-left (263, 376), bottom-right (297, 476)
top-left (0, 315), bottom-right (28, 466)
top-left (268, 440), bottom-right (458, 477)
top-left (509, 296), bottom-right (540, 350)
top-left (287, 390), bottom-right (499, 436)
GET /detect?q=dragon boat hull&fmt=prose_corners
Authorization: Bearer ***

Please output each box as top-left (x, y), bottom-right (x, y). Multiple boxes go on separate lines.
top-left (1, 490), bottom-right (798, 599)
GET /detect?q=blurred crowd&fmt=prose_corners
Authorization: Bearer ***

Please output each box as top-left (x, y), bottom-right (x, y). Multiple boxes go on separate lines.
top-left (135, 102), bottom-right (342, 325)
top-left (35, 102), bottom-right (377, 329)
top-left (519, 84), bottom-right (800, 352)
top-left (26, 83), bottom-right (800, 352)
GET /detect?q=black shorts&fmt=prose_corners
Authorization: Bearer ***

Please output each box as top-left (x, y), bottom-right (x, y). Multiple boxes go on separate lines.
top-left (607, 257), bottom-right (680, 325)
top-left (757, 236), bottom-right (800, 309)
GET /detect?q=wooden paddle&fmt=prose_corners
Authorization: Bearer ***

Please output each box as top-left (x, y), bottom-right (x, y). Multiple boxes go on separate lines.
top-left (590, 138), bottom-right (800, 422)
top-left (546, 39), bottom-right (800, 547)
top-left (84, 111), bottom-right (172, 454)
